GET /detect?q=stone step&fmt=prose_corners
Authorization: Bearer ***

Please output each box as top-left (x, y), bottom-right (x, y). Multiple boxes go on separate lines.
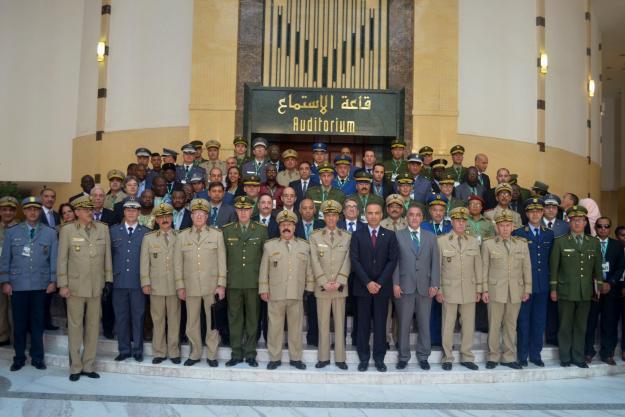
top-left (1, 345), bottom-right (623, 385)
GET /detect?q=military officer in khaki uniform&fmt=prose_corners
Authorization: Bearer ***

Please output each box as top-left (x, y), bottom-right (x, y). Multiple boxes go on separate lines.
top-left (140, 203), bottom-right (181, 364)
top-left (199, 139), bottom-right (227, 176)
top-left (259, 210), bottom-right (314, 370)
top-left (481, 209), bottom-right (532, 369)
top-left (436, 207), bottom-right (482, 371)
top-left (380, 194), bottom-right (407, 231)
top-left (276, 149), bottom-right (300, 187)
top-left (174, 198), bottom-right (227, 367)
top-left (223, 196), bottom-right (268, 367)
top-left (0, 196), bottom-right (19, 346)
top-left (550, 205), bottom-right (603, 368)
top-left (104, 169), bottom-right (127, 211)
top-left (57, 196), bottom-right (113, 381)
top-left (310, 200), bottom-right (351, 370)
top-left (484, 183), bottom-right (522, 230)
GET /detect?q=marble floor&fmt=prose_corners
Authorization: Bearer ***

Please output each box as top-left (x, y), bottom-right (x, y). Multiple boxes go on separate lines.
top-left (1, 358), bottom-right (625, 417)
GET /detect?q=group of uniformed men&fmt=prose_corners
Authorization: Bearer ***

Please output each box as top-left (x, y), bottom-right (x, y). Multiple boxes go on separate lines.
top-left (1, 136), bottom-right (624, 380)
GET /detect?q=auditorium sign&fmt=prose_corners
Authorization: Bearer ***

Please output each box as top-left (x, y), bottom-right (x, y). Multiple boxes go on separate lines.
top-left (244, 85), bottom-right (404, 137)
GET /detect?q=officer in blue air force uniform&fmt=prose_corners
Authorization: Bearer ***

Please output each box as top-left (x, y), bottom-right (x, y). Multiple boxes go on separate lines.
top-left (110, 198), bottom-right (150, 362)
top-left (0, 197), bottom-right (58, 371)
top-left (512, 197), bottom-right (554, 367)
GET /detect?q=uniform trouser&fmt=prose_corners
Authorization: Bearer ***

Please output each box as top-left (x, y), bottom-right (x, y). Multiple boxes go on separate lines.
top-left (395, 292), bottom-right (431, 362)
top-left (316, 296), bottom-right (346, 362)
top-left (430, 298), bottom-right (442, 345)
top-left (546, 298), bottom-right (559, 344)
top-left (356, 294), bottom-right (389, 363)
top-left (558, 299), bottom-right (590, 364)
top-left (150, 294), bottom-right (180, 358)
top-left (304, 292), bottom-right (318, 345)
top-left (0, 292), bottom-right (12, 342)
top-left (44, 292), bottom-right (54, 328)
top-left (67, 295), bottom-right (101, 374)
top-left (112, 288), bottom-right (146, 355)
top-left (442, 302), bottom-right (476, 363)
top-left (186, 295), bottom-right (219, 360)
top-left (585, 287), bottom-right (620, 359)
top-left (228, 288), bottom-right (259, 360)
top-left (267, 299), bottom-right (303, 362)
top-left (488, 301), bottom-right (521, 363)
top-left (517, 292), bottom-right (548, 362)
top-left (11, 290), bottom-right (45, 364)
top-left (101, 291), bottom-right (115, 336)
top-left (386, 300), bottom-right (399, 346)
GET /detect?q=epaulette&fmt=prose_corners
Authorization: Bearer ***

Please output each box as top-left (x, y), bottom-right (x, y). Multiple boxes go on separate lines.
top-left (296, 237), bottom-right (310, 244)
top-left (94, 220), bottom-right (108, 226)
top-left (61, 221), bottom-right (75, 228)
top-left (257, 221), bottom-right (268, 227)
top-left (339, 229), bottom-right (350, 236)
top-left (222, 222), bottom-right (236, 229)
top-left (208, 226), bottom-right (222, 233)
top-left (145, 230), bottom-right (158, 236)
top-left (265, 237), bottom-right (279, 244)
top-left (311, 229), bottom-right (323, 236)
top-left (524, 226), bottom-right (530, 232)
top-left (555, 234), bottom-right (568, 240)
top-left (482, 236), bottom-right (494, 242)
top-left (512, 236), bottom-right (527, 243)
top-left (179, 227), bottom-right (191, 233)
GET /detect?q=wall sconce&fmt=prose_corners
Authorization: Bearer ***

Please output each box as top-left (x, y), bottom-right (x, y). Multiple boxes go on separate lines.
top-left (588, 78), bottom-right (595, 97)
top-left (97, 41), bottom-right (107, 62)
top-left (539, 52), bottom-right (548, 74)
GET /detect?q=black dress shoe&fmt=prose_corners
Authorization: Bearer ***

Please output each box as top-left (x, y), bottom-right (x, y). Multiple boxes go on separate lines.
top-left (486, 361), bottom-right (498, 369)
top-left (170, 357), bottom-right (181, 364)
top-left (226, 358), bottom-right (243, 367)
top-left (461, 362), bottom-right (478, 370)
top-left (335, 362), bottom-right (348, 370)
top-left (289, 360), bottom-right (306, 370)
top-left (315, 360), bottom-right (330, 369)
top-left (0, 339), bottom-right (11, 346)
top-left (115, 353), bottom-right (131, 362)
top-left (69, 373), bottom-right (81, 381)
top-left (560, 361), bottom-right (571, 367)
top-left (574, 361), bottom-right (589, 369)
top-left (441, 362), bottom-right (452, 371)
top-left (31, 361), bottom-right (46, 370)
top-left (501, 361), bottom-right (522, 370)
top-left (519, 360), bottom-right (528, 367)
top-left (267, 361), bottom-right (281, 370)
top-left (45, 324), bottom-right (59, 331)
top-left (246, 358), bottom-right (259, 367)
top-left (81, 371), bottom-right (100, 379)
top-left (418, 360), bottom-right (430, 370)
top-left (207, 359), bottom-right (219, 367)
top-left (10, 362), bottom-right (24, 372)
top-left (530, 359), bottom-right (545, 367)
top-left (357, 361), bottom-right (368, 372)
top-left (184, 359), bottom-right (200, 366)
top-left (374, 362), bottom-right (387, 372)
top-left (396, 360), bottom-right (408, 370)
top-left (601, 357), bottom-right (616, 366)
top-left (133, 353), bottom-right (143, 362)
top-left (152, 357), bottom-right (166, 364)
top-left (103, 332), bottom-right (115, 340)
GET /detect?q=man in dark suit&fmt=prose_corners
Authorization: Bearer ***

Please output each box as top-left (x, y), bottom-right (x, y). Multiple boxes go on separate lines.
top-left (371, 163), bottom-right (393, 201)
top-left (69, 175), bottom-right (95, 203)
top-left (207, 182), bottom-right (237, 228)
top-left (171, 189), bottom-right (192, 231)
top-left (39, 188), bottom-right (60, 228)
top-left (474, 153), bottom-right (491, 191)
top-left (584, 217), bottom-right (625, 365)
top-left (290, 161), bottom-right (319, 212)
top-left (350, 201), bottom-right (399, 372)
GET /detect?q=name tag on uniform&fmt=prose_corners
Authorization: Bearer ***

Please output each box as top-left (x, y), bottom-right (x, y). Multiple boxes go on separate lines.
top-left (602, 262), bottom-right (610, 273)
top-left (21, 246), bottom-right (31, 257)
top-left (72, 237), bottom-right (85, 242)
top-left (227, 238), bottom-right (239, 241)
top-left (153, 253), bottom-right (159, 259)
top-left (563, 249), bottom-right (575, 252)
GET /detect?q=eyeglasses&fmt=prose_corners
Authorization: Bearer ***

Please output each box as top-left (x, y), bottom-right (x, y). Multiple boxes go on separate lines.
top-left (596, 224), bottom-right (611, 229)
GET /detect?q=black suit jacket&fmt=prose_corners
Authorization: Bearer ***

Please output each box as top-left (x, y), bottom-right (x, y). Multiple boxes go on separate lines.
top-left (94, 208), bottom-right (116, 226)
top-left (252, 214), bottom-right (280, 238)
top-left (295, 219), bottom-right (325, 240)
top-left (178, 209), bottom-right (193, 230)
top-left (39, 209), bottom-right (60, 228)
top-left (349, 226), bottom-right (399, 297)
top-left (289, 177), bottom-right (320, 210)
top-left (601, 238), bottom-right (625, 286)
top-left (478, 172), bottom-right (491, 192)
top-left (338, 219), bottom-right (366, 232)
top-left (371, 180), bottom-right (393, 201)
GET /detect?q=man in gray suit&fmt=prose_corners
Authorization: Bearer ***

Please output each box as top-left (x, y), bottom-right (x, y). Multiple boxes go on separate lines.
top-left (392, 205), bottom-right (440, 370)
top-left (207, 182), bottom-right (237, 228)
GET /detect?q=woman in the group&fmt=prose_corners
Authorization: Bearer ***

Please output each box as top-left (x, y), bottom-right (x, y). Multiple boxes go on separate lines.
top-left (224, 166), bottom-right (244, 205)
top-left (579, 197), bottom-right (601, 236)
top-left (58, 203), bottom-right (76, 226)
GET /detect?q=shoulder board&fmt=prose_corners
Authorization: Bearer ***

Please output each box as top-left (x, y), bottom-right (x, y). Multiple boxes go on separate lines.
top-left (341, 229), bottom-right (351, 236)
top-left (524, 226), bottom-right (530, 232)
top-left (208, 226), bottom-right (222, 233)
top-left (145, 230), bottom-right (158, 237)
top-left (513, 236), bottom-right (527, 243)
top-left (296, 237), bottom-right (310, 244)
top-left (61, 221), bottom-right (76, 228)
top-left (179, 227), bottom-right (191, 233)
top-left (94, 220), bottom-right (108, 226)
top-left (264, 237), bottom-right (279, 244)
top-left (222, 222), bottom-right (236, 229)
top-left (482, 236), bottom-right (494, 242)
top-left (554, 235), bottom-right (567, 240)
top-left (40, 223), bottom-right (56, 231)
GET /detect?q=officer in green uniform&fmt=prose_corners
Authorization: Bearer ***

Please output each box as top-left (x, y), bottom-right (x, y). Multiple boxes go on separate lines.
top-left (419, 146), bottom-right (434, 179)
top-left (233, 136), bottom-right (251, 169)
top-left (550, 205), bottom-right (603, 368)
top-left (242, 174), bottom-right (262, 218)
top-left (465, 195), bottom-right (495, 244)
top-left (222, 196), bottom-right (268, 367)
top-left (190, 140), bottom-right (207, 165)
top-left (439, 174), bottom-right (465, 219)
top-left (346, 169), bottom-right (385, 223)
top-left (383, 138), bottom-right (408, 183)
top-left (305, 162), bottom-right (345, 221)
top-left (444, 145), bottom-right (467, 184)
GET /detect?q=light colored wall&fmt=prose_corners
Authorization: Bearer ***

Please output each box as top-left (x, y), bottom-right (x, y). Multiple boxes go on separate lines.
top-left (458, 0), bottom-right (536, 144)
top-left (105, 0), bottom-right (193, 132)
top-left (75, 0), bottom-right (101, 137)
top-left (0, 0), bottom-right (86, 183)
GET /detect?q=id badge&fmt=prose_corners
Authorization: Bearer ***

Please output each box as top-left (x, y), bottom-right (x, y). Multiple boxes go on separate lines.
top-left (391, 173), bottom-right (398, 182)
top-left (318, 211), bottom-right (325, 220)
top-left (22, 246), bottom-right (31, 257)
top-left (272, 199), bottom-right (277, 210)
top-left (602, 262), bottom-right (610, 274)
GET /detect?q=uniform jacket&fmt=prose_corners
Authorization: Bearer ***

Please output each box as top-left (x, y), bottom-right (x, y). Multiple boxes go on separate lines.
top-left (223, 221), bottom-right (268, 289)
top-left (437, 232), bottom-right (482, 304)
top-left (421, 220), bottom-right (452, 236)
top-left (332, 177), bottom-right (357, 196)
top-left (380, 217), bottom-right (407, 232)
top-left (513, 225), bottom-right (554, 293)
top-left (140, 229), bottom-right (177, 296)
top-left (57, 221), bottom-right (113, 297)
top-left (175, 164), bottom-right (206, 184)
top-left (241, 159), bottom-right (271, 183)
top-left (305, 186), bottom-right (346, 219)
top-left (481, 236), bottom-right (532, 303)
top-left (310, 228), bottom-right (351, 299)
top-left (455, 182), bottom-right (486, 202)
top-left (258, 238), bottom-right (314, 300)
top-left (412, 175), bottom-right (433, 204)
top-left (542, 217), bottom-right (570, 238)
top-left (110, 223), bottom-right (150, 289)
top-left (0, 222), bottom-right (58, 291)
top-left (392, 227), bottom-right (440, 296)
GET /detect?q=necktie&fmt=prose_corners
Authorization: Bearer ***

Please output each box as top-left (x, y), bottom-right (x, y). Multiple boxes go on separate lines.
top-left (411, 231), bottom-right (420, 253)
top-left (435, 224), bottom-right (441, 235)
top-left (128, 226), bottom-right (134, 237)
top-left (601, 241), bottom-right (607, 258)
top-left (458, 235), bottom-right (462, 251)
top-left (241, 224), bottom-right (247, 234)
top-left (478, 174), bottom-right (483, 185)
top-left (303, 180), bottom-right (308, 193)
top-left (322, 190), bottom-right (328, 201)
top-left (211, 207), bottom-right (218, 226)
top-left (534, 228), bottom-right (539, 238)
top-left (48, 211), bottom-right (55, 227)
top-left (371, 229), bottom-right (377, 248)
top-left (185, 165), bottom-right (190, 173)
top-left (548, 221), bottom-right (553, 229)
top-left (262, 218), bottom-right (267, 225)
top-left (577, 235), bottom-right (583, 249)
top-left (286, 241), bottom-right (291, 252)
top-left (348, 222), bottom-right (355, 233)
top-left (330, 231), bottom-right (335, 244)
top-left (163, 231), bottom-right (170, 245)
top-left (305, 223), bottom-right (312, 239)
top-left (504, 239), bottom-right (510, 254)
top-left (29, 228), bottom-right (35, 240)
top-left (94, 212), bottom-right (101, 222)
